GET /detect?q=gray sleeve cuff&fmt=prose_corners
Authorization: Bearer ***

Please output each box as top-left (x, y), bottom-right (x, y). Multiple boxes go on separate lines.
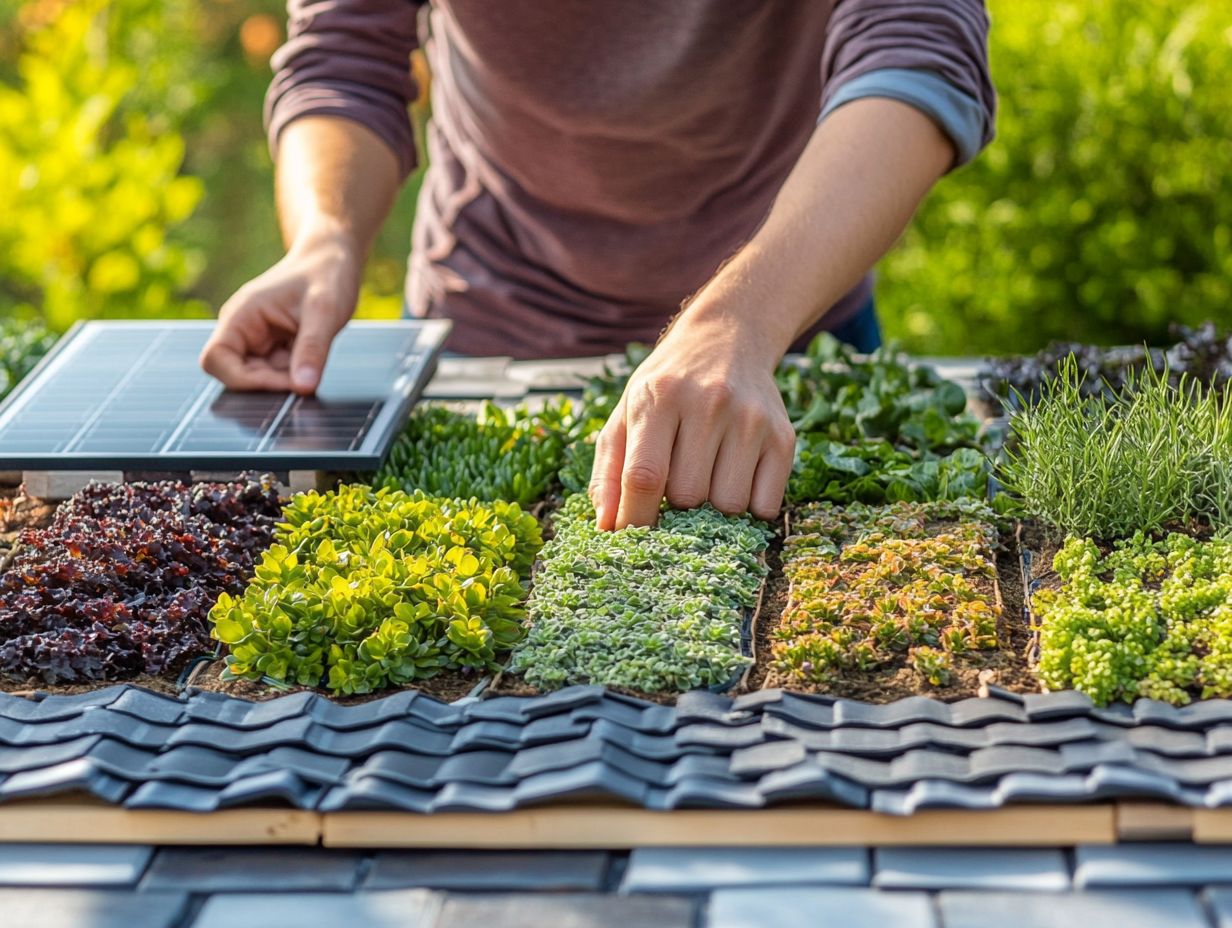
top-left (820, 67), bottom-right (986, 167)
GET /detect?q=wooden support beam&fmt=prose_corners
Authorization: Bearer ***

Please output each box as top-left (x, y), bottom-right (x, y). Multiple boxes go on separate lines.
top-left (1191, 809), bottom-right (1232, 843)
top-left (322, 804), bottom-right (1117, 849)
top-left (0, 800), bottom-right (1123, 848)
top-left (1116, 802), bottom-right (1195, 842)
top-left (0, 800), bottom-right (320, 845)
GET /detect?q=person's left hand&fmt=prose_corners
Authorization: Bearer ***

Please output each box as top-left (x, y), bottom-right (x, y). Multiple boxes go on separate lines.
top-left (588, 313), bottom-right (797, 529)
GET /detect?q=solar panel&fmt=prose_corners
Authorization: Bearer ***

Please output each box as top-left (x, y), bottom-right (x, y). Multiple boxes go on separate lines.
top-left (0, 319), bottom-right (450, 470)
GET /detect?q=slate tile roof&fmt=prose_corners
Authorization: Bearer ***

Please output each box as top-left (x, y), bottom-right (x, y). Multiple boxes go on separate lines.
top-left (8, 684), bottom-right (1232, 813)
top-left (9, 844), bottom-right (1232, 928)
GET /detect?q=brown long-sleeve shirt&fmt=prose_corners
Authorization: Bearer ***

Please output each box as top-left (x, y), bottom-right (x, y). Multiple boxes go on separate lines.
top-left (266, 1), bottom-right (994, 358)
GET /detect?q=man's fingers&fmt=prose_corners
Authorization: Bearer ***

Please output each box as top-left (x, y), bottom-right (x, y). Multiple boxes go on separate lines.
top-left (749, 421), bottom-right (797, 521)
top-left (708, 419), bottom-right (765, 516)
top-left (289, 294), bottom-right (340, 395)
top-left (589, 402), bottom-right (627, 531)
top-left (665, 416), bottom-right (723, 510)
top-left (614, 394), bottom-right (679, 529)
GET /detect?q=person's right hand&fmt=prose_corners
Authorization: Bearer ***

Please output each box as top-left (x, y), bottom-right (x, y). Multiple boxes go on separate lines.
top-left (199, 231), bottom-right (361, 395)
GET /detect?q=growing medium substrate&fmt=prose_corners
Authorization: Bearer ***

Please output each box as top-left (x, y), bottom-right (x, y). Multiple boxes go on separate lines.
top-left (509, 494), bottom-right (771, 694)
top-left (0, 476), bottom-right (282, 685)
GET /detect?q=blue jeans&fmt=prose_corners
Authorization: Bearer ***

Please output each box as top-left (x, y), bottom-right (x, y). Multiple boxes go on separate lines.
top-left (827, 298), bottom-right (882, 354)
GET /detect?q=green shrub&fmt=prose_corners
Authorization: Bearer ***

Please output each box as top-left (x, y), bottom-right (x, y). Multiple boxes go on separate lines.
top-left (210, 485), bottom-right (542, 694)
top-left (0, 316), bottom-right (55, 400)
top-left (1035, 533), bottom-right (1232, 705)
top-left (509, 493), bottom-right (770, 693)
top-left (879, 0), bottom-right (1232, 354)
top-left (0, 0), bottom-right (209, 329)
top-left (999, 359), bottom-right (1232, 538)
top-left (376, 400), bottom-right (576, 505)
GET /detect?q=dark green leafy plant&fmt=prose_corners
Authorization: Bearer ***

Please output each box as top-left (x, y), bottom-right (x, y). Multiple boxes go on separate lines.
top-left (777, 334), bottom-right (981, 451)
top-left (999, 358), bottom-right (1232, 538)
top-left (788, 439), bottom-right (988, 506)
top-left (1035, 533), bottom-right (1232, 706)
top-left (376, 400), bottom-right (576, 505)
top-left (210, 485), bottom-right (542, 694)
top-left (509, 493), bottom-right (770, 694)
top-left (560, 335), bottom-right (989, 506)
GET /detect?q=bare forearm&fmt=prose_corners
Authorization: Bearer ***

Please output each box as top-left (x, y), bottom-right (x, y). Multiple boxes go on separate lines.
top-left (683, 98), bottom-right (954, 367)
top-left (274, 115), bottom-right (402, 256)
top-left (202, 115), bottom-right (402, 395)
top-left (590, 97), bottom-right (955, 530)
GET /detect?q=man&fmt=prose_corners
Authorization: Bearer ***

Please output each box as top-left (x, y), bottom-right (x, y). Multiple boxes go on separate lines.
top-left (201, 0), bottom-right (994, 530)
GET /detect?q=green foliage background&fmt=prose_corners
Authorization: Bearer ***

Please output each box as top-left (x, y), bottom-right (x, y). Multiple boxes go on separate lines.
top-left (0, 0), bottom-right (1229, 353)
top-left (877, 0), bottom-right (1232, 353)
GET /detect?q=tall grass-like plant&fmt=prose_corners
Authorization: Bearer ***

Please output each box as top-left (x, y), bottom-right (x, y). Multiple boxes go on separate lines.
top-left (1000, 357), bottom-right (1232, 539)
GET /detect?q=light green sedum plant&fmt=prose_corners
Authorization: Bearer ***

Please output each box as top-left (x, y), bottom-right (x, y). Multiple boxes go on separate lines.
top-left (1036, 533), bottom-right (1232, 706)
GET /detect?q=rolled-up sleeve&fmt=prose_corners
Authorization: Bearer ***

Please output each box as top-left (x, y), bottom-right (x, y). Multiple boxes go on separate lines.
top-left (265, 0), bottom-right (422, 179)
top-left (821, 0), bottom-right (996, 166)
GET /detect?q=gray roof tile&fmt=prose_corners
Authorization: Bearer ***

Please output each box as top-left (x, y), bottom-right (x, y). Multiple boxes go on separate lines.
top-left (0, 735), bottom-right (101, 774)
top-left (938, 890), bottom-right (1209, 928)
top-left (365, 851), bottom-right (608, 892)
top-left (1075, 844), bottom-right (1232, 888)
top-left (708, 887), bottom-right (935, 928)
top-left (191, 889), bottom-right (440, 928)
top-left (620, 847), bottom-right (868, 893)
top-left (0, 844), bottom-right (151, 887)
top-left (0, 888), bottom-right (187, 928)
top-left (0, 758), bottom-right (131, 803)
top-left (319, 777), bottom-right (435, 813)
top-left (142, 847), bottom-right (362, 893)
top-left (873, 848), bottom-right (1069, 891)
top-left (434, 892), bottom-right (694, 928)
top-left (0, 688), bottom-right (125, 724)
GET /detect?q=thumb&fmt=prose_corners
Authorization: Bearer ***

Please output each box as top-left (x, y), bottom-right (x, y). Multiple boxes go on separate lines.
top-left (290, 298), bottom-right (342, 395)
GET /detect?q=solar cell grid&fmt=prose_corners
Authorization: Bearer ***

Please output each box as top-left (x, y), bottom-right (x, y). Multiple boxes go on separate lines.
top-left (0, 320), bottom-right (449, 470)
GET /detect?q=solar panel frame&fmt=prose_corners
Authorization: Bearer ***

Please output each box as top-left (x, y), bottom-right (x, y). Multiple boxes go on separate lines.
top-left (0, 319), bottom-right (451, 471)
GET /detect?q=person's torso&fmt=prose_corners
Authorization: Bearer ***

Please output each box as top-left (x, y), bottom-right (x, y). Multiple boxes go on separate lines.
top-left (410, 0), bottom-right (848, 356)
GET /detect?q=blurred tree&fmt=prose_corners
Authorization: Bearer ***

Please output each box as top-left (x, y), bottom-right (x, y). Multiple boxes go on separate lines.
top-left (0, 0), bottom-right (209, 329)
top-left (877, 0), bottom-right (1232, 354)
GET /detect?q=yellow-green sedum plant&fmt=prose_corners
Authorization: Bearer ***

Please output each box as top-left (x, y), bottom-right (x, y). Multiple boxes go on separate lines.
top-left (210, 486), bottom-right (542, 694)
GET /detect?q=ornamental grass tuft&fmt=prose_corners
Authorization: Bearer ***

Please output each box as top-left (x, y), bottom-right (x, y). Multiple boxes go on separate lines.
top-left (999, 358), bottom-right (1232, 539)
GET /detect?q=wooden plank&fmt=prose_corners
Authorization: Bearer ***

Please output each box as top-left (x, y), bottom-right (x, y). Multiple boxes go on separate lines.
top-left (1191, 809), bottom-right (1232, 843)
top-left (322, 804), bottom-right (1117, 849)
top-left (0, 801), bottom-right (321, 845)
top-left (1116, 802), bottom-right (1194, 842)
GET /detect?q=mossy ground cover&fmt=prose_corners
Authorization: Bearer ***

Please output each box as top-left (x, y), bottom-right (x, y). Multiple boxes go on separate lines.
top-left (767, 500), bottom-right (1005, 692)
top-left (508, 494), bottom-right (771, 695)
